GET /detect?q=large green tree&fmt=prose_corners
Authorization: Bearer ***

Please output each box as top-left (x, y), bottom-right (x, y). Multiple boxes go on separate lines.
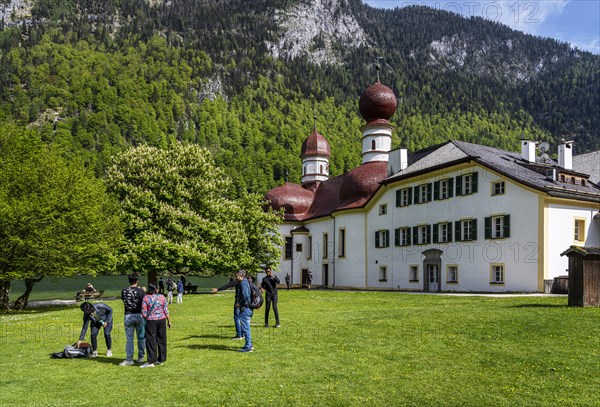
top-left (0, 123), bottom-right (123, 310)
top-left (106, 143), bottom-right (282, 284)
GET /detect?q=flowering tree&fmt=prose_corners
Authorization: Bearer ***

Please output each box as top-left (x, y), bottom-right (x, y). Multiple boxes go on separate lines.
top-left (107, 143), bottom-right (282, 283)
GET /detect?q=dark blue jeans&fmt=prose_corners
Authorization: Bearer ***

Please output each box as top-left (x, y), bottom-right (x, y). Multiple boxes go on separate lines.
top-left (90, 319), bottom-right (113, 352)
top-left (234, 306), bottom-right (242, 337)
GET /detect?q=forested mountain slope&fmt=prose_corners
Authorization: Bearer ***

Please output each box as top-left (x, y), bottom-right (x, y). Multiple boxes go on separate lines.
top-left (0, 0), bottom-right (597, 194)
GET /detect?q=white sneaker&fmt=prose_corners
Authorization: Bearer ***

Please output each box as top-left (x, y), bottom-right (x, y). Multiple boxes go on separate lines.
top-left (106, 349), bottom-right (112, 357)
top-left (119, 360), bottom-right (134, 366)
top-left (137, 357), bottom-right (145, 363)
top-left (91, 351), bottom-right (98, 358)
top-left (140, 362), bottom-right (154, 368)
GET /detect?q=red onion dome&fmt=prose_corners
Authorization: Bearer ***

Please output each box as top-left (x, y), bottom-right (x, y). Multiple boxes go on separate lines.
top-left (338, 161), bottom-right (388, 203)
top-left (358, 81), bottom-right (397, 123)
top-left (264, 183), bottom-right (314, 219)
top-left (301, 129), bottom-right (331, 158)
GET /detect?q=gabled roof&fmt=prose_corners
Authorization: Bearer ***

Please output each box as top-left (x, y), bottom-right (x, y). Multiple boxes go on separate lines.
top-left (573, 151), bottom-right (600, 186)
top-left (384, 140), bottom-right (600, 203)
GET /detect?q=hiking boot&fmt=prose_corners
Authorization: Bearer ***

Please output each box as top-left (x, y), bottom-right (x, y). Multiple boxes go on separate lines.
top-left (106, 349), bottom-right (112, 357)
top-left (140, 362), bottom-right (154, 368)
top-left (119, 360), bottom-right (134, 366)
top-left (91, 351), bottom-right (98, 358)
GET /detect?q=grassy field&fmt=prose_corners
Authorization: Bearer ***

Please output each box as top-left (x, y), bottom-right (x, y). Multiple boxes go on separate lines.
top-left (10, 275), bottom-right (229, 301)
top-left (1, 291), bottom-right (599, 406)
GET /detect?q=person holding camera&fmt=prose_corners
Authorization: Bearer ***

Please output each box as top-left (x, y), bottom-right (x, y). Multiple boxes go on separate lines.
top-left (78, 301), bottom-right (113, 358)
top-left (141, 284), bottom-right (171, 368)
top-left (261, 267), bottom-right (281, 328)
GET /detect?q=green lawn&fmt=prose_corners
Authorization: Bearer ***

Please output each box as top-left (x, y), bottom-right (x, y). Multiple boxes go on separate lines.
top-left (1, 291), bottom-right (599, 406)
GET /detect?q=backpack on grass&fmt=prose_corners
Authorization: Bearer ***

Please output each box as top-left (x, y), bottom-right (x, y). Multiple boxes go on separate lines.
top-left (249, 282), bottom-right (264, 310)
top-left (51, 342), bottom-right (92, 359)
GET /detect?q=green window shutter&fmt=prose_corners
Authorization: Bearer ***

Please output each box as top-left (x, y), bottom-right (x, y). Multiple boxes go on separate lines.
top-left (455, 221), bottom-right (461, 242)
top-left (471, 218), bottom-right (478, 241)
top-left (447, 222), bottom-right (453, 242)
top-left (394, 228), bottom-right (400, 246)
top-left (395, 190), bottom-right (401, 207)
top-left (433, 181), bottom-right (440, 200)
top-left (427, 183), bottom-right (432, 202)
top-left (412, 227), bottom-right (418, 245)
top-left (472, 172), bottom-right (478, 193)
top-left (375, 231), bottom-right (380, 248)
top-left (413, 186), bottom-right (419, 204)
top-left (426, 224), bottom-right (431, 244)
top-left (407, 187), bottom-right (413, 206)
top-left (384, 230), bottom-right (390, 247)
top-left (503, 214), bottom-right (510, 238)
top-left (448, 178), bottom-right (454, 198)
top-left (485, 217), bottom-right (492, 239)
top-left (432, 223), bottom-right (439, 243)
top-left (455, 175), bottom-right (463, 196)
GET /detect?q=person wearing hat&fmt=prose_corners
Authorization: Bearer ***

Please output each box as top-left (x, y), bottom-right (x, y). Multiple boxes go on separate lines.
top-left (119, 274), bottom-right (146, 366)
top-left (141, 284), bottom-right (172, 368)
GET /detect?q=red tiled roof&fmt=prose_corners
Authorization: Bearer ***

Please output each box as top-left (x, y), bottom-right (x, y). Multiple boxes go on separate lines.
top-left (264, 182), bottom-right (314, 221)
top-left (301, 129), bottom-right (331, 158)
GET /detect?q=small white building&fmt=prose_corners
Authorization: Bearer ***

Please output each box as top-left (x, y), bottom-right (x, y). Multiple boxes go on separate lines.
top-left (265, 81), bottom-right (600, 293)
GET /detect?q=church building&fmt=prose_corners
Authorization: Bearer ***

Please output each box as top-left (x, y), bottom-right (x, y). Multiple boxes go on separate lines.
top-left (264, 80), bottom-right (600, 292)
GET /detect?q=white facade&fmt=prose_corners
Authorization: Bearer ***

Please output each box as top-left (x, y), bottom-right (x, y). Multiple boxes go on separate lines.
top-left (273, 160), bottom-right (600, 293)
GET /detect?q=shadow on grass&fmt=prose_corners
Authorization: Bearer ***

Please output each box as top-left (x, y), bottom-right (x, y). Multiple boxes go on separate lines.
top-left (181, 334), bottom-right (231, 340)
top-left (510, 304), bottom-right (566, 308)
top-left (184, 343), bottom-right (237, 352)
top-left (88, 357), bottom-right (124, 366)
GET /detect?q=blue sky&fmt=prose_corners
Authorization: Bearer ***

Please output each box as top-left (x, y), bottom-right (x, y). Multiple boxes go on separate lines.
top-left (364, 0), bottom-right (600, 54)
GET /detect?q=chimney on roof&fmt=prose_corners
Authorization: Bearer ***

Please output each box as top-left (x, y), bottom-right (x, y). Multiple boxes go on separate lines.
top-left (521, 140), bottom-right (537, 163)
top-left (558, 140), bottom-right (574, 170)
top-left (388, 148), bottom-right (408, 176)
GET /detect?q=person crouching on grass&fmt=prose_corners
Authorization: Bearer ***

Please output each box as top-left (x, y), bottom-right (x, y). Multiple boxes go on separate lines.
top-left (235, 270), bottom-right (254, 352)
top-left (78, 301), bottom-right (113, 358)
top-left (141, 284), bottom-right (172, 368)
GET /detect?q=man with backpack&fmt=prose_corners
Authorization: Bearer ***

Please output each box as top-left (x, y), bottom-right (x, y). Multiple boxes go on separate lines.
top-left (211, 273), bottom-right (244, 340)
top-left (119, 274), bottom-right (146, 366)
top-left (235, 269), bottom-right (254, 352)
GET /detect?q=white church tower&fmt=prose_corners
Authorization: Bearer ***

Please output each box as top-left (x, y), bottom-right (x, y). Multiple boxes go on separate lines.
top-left (358, 71), bottom-right (397, 164)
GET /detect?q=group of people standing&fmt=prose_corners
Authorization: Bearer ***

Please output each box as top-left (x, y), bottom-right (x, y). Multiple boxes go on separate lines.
top-left (77, 274), bottom-right (172, 368)
top-left (77, 268), bottom-right (301, 360)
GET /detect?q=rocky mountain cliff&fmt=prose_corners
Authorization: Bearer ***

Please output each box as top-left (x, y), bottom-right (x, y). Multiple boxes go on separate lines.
top-left (0, 0), bottom-right (597, 191)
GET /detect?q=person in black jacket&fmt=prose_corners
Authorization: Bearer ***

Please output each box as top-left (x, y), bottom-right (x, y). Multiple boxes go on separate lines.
top-left (261, 267), bottom-right (281, 328)
top-left (78, 301), bottom-right (113, 358)
top-left (211, 271), bottom-right (245, 340)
